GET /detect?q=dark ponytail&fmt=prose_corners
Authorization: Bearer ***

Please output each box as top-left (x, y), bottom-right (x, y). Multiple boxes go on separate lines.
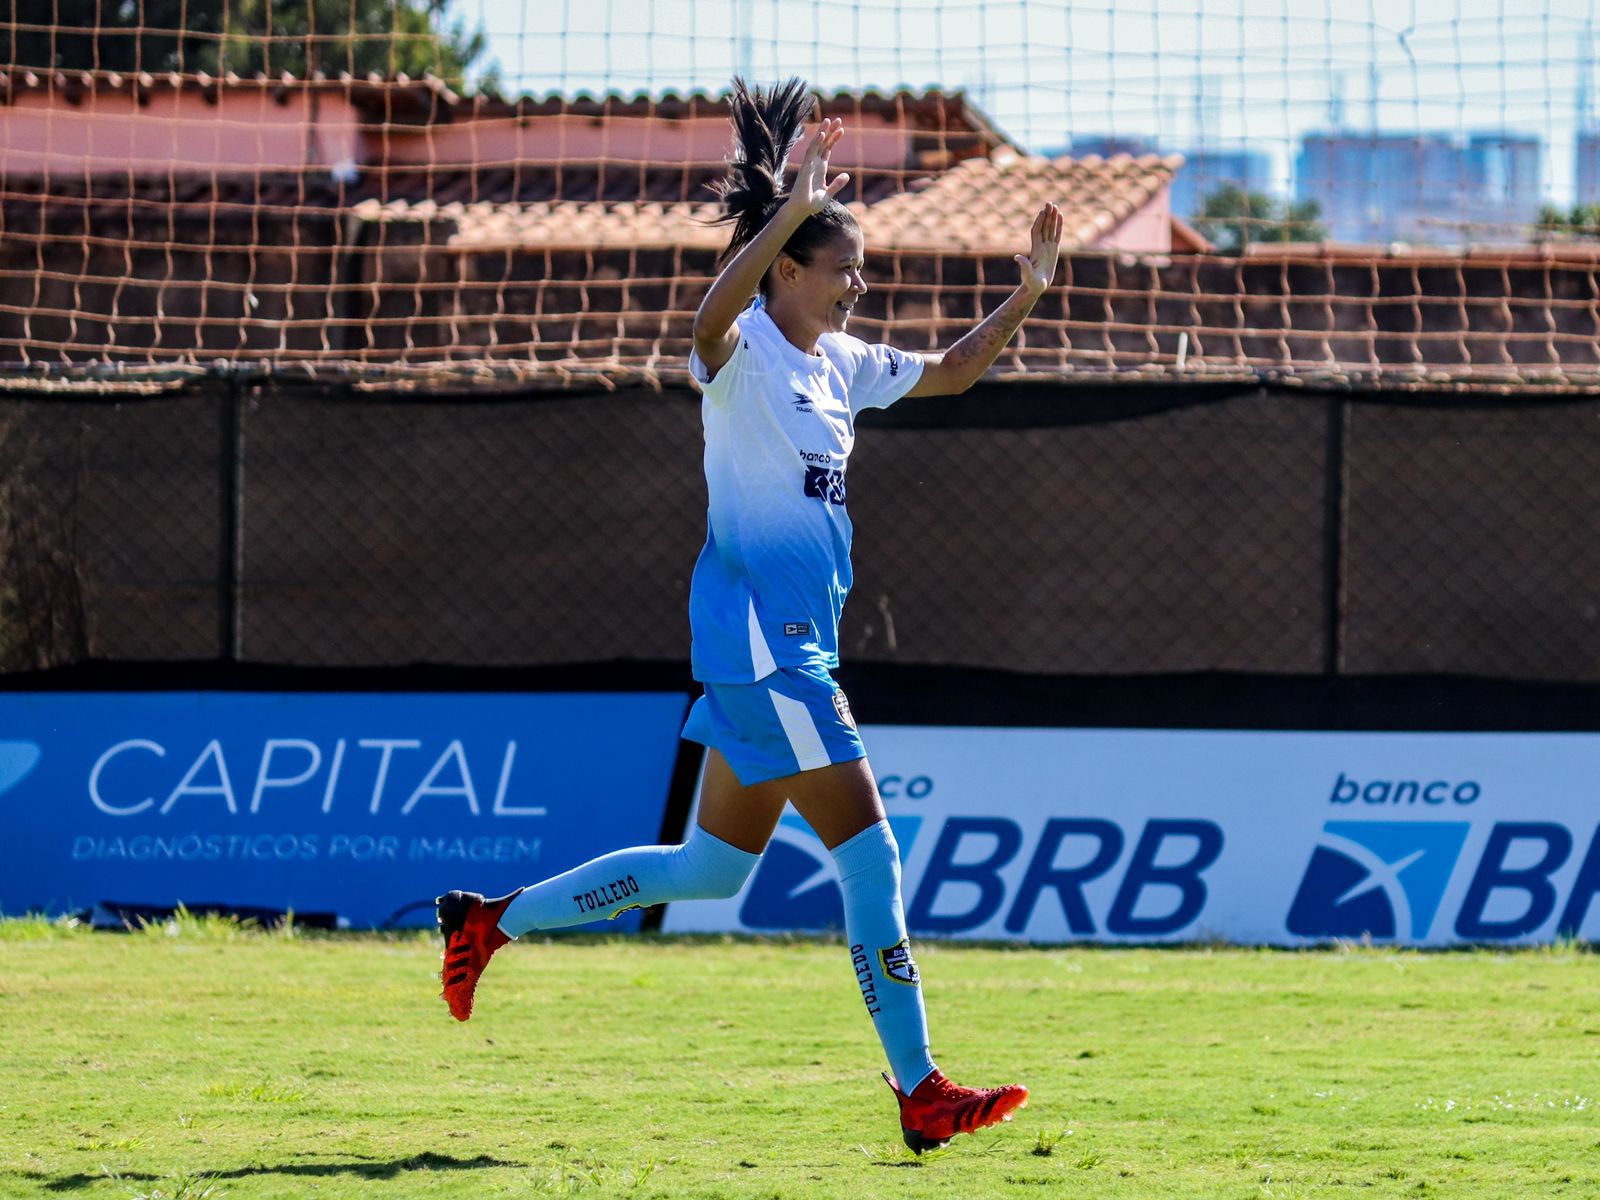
top-left (710, 76), bottom-right (860, 275)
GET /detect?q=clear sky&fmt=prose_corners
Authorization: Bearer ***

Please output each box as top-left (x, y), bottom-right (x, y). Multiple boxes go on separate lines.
top-left (460, 0), bottom-right (1600, 204)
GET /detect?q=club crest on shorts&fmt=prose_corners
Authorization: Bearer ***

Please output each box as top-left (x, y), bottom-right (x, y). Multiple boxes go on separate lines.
top-left (879, 938), bottom-right (919, 985)
top-left (832, 689), bottom-right (856, 729)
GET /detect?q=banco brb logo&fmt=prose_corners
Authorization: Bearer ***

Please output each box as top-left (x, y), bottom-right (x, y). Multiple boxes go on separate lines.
top-left (1287, 821), bottom-right (1469, 940)
top-left (739, 814), bottom-right (923, 929)
top-left (0, 741), bottom-right (41, 798)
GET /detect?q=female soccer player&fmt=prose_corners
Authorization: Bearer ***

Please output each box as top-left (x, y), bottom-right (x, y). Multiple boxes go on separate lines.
top-left (439, 77), bottom-right (1063, 1154)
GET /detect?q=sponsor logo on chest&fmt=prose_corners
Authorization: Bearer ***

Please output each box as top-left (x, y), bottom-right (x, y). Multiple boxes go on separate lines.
top-left (788, 377), bottom-right (848, 428)
top-left (790, 378), bottom-right (850, 504)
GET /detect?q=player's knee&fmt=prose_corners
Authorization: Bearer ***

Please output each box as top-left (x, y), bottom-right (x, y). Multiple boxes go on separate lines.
top-left (677, 828), bottom-right (760, 899)
top-left (702, 863), bottom-right (754, 899)
top-left (833, 821), bottom-right (902, 892)
top-left (698, 846), bottom-right (758, 899)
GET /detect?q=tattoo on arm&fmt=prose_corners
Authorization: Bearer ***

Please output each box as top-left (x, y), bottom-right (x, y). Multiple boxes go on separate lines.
top-left (942, 289), bottom-right (1040, 385)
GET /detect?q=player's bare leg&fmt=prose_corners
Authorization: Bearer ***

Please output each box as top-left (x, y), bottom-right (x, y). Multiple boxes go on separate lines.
top-left (695, 748), bottom-right (788, 853)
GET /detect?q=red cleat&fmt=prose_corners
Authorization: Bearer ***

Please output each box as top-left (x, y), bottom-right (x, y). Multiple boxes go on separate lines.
top-left (436, 889), bottom-right (521, 1021)
top-left (885, 1069), bottom-right (1029, 1154)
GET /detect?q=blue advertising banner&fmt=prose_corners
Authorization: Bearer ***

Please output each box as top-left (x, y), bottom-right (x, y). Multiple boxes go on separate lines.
top-left (0, 693), bottom-right (688, 929)
top-left (665, 727), bottom-right (1600, 946)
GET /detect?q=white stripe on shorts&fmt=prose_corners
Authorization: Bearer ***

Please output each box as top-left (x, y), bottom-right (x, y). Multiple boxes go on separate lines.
top-left (768, 687), bottom-right (831, 773)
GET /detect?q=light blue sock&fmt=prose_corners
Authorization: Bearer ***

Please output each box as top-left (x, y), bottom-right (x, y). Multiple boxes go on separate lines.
top-left (831, 820), bottom-right (938, 1092)
top-left (498, 823), bottom-right (759, 937)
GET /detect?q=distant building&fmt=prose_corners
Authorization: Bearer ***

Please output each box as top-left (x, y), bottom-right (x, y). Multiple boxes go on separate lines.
top-left (1297, 131), bottom-right (1541, 243)
top-left (1057, 134), bottom-right (1161, 160)
top-left (1460, 134), bottom-right (1542, 233)
top-left (1576, 131), bottom-right (1600, 205)
top-left (1168, 148), bottom-right (1275, 219)
top-left (0, 75), bottom-right (1195, 255)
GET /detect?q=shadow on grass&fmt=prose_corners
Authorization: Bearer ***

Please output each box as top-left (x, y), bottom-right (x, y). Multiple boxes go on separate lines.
top-left (33, 1152), bottom-right (525, 1191)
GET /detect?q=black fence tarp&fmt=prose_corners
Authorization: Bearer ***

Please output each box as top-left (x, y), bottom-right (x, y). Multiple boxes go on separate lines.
top-left (4, 381), bottom-right (1598, 684)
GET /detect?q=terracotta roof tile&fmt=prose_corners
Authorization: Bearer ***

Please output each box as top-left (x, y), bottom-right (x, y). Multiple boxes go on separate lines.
top-left (0, 72), bottom-right (1014, 146)
top-left (485, 86), bottom-right (1017, 147)
top-left (357, 152), bottom-right (1182, 254)
top-left (349, 197), bottom-right (730, 249)
top-left (0, 67), bottom-right (455, 123)
top-left (854, 151), bottom-right (1183, 253)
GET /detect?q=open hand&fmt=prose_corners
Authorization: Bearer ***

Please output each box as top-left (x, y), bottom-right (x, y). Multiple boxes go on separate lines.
top-left (785, 116), bottom-right (851, 215)
top-left (1015, 203), bottom-right (1063, 295)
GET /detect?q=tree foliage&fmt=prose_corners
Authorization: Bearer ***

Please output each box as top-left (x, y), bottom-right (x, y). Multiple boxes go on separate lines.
top-left (0, 0), bottom-right (486, 86)
top-left (1194, 184), bottom-right (1326, 254)
top-left (1534, 203), bottom-right (1600, 240)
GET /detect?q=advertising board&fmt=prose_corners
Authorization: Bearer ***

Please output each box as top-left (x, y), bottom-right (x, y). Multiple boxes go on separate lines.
top-left (663, 727), bottom-right (1600, 945)
top-left (0, 692), bottom-right (687, 929)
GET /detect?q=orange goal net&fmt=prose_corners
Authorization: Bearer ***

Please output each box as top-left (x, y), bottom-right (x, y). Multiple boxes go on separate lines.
top-left (3, 0), bottom-right (1600, 394)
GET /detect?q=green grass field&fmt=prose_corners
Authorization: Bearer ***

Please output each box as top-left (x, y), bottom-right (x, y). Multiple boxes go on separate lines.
top-left (1, 915), bottom-right (1596, 1199)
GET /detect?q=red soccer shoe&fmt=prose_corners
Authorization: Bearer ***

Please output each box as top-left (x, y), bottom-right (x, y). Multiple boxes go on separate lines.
top-left (886, 1070), bottom-right (1029, 1154)
top-left (436, 889), bottom-right (521, 1021)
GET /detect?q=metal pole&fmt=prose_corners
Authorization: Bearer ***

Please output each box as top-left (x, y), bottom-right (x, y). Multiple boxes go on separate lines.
top-left (1321, 396), bottom-right (1347, 676)
top-left (218, 376), bottom-right (244, 661)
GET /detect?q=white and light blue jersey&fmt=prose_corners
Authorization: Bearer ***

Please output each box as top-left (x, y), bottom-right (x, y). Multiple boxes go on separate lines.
top-left (686, 296), bottom-right (924, 683)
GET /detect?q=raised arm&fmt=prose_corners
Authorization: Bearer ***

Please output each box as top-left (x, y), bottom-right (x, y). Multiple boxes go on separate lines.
top-left (906, 203), bottom-right (1063, 397)
top-left (692, 117), bottom-right (851, 376)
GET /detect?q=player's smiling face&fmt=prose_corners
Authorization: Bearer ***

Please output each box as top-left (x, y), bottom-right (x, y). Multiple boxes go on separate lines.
top-left (815, 227), bottom-right (868, 333)
top-left (766, 224), bottom-right (868, 354)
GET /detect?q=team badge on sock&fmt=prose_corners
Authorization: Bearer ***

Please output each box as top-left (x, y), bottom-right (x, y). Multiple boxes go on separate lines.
top-left (880, 938), bottom-right (920, 985)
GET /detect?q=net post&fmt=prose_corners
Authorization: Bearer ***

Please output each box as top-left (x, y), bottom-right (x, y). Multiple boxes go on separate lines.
top-left (217, 372), bottom-right (244, 662)
top-left (1321, 395), bottom-right (1347, 677)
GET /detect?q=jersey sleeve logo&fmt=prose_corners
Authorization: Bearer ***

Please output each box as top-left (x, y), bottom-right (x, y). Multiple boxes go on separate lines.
top-left (803, 464), bottom-right (847, 505)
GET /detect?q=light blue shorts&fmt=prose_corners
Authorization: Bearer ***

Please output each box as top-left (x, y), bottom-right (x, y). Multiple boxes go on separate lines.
top-left (683, 664), bottom-right (867, 786)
